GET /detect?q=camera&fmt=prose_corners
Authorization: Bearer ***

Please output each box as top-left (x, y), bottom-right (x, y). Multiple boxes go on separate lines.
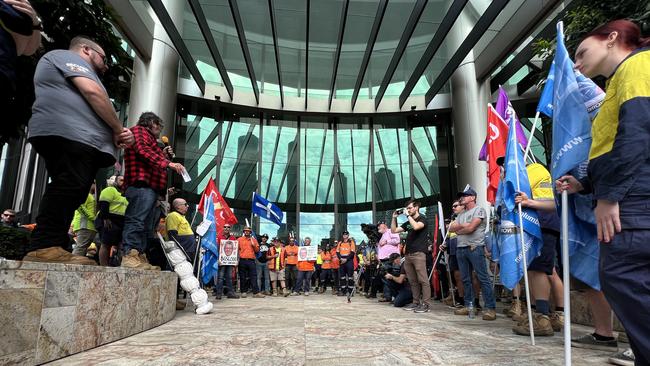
top-left (360, 223), bottom-right (381, 244)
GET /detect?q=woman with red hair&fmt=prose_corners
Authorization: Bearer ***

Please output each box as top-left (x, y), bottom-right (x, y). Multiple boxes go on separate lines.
top-left (561, 19), bottom-right (650, 365)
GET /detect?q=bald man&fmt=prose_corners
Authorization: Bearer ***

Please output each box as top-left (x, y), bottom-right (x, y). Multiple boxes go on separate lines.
top-left (166, 198), bottom-right (196, 260)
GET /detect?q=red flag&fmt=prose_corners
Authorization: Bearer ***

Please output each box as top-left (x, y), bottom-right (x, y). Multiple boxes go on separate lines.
top-left (431, 214), bottom-right (440, 297)
top-left (486, 104), bottom-right (509, 204)
top-left (198, 178), bottom-right (238, 229)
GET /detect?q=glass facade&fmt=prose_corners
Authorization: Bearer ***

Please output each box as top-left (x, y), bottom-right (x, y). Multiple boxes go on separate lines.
top-left (174, 96), bottom-right (455, 243)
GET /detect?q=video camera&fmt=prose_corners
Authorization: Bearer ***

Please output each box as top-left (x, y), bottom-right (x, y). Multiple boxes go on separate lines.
top-left (360, 223), bottom-right (381, 244)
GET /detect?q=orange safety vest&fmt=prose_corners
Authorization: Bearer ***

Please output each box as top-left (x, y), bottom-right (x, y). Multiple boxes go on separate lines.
top-left (237, 236), bottom-right (259, 259)
top-left (321, 251), bottom-right (332, 270)
top-left (267, 246), bottom-right (286, 270)
top-left (329, 248), bottom-right (340, 269)
top-left (297, 258), bottom-right (315, 271)
top-left (337, 239), bottom-right (356, 257)
top-left (285, 244), bottom-right (299, 265)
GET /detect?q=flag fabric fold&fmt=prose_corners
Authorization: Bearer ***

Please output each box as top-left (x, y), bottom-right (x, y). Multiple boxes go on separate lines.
top-left (479, 87), bottom-right (529, 161)
top-left (486, 104), bottom-right (509, 204)
top-left (200, 195), bottom-right (219, 285)
top-left (497, 114), bottom-right (543, 290)
top-left (251, 192), bottom-right (284, 226)
top-left (198, 178), bottom-right (238, 235)
top-left (549, 21), bottom-right (604, 290)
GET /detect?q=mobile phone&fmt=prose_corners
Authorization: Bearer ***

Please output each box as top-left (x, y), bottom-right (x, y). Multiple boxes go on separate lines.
top-left (396, 208), bottom-right (404, 215)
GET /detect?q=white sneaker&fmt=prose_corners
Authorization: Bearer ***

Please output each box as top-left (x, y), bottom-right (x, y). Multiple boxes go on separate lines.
top-left (304, 292), bottom-right (310, 296)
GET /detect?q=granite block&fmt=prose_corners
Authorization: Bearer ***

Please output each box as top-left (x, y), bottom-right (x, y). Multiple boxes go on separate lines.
top-left (0, 269), bottom-right (46, 289)
top-left (35, 306), bottom-right (76, 363)
top-left (0, 288), bottom-right (43, 355)
top-left (44, 271), bottom-right (81, 307)
top-left (0, 260), bottom-right (177, 365)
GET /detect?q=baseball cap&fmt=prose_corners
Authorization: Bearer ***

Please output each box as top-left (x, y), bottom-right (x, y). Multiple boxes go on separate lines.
top-left (457, 184), bottom-right (477, 198)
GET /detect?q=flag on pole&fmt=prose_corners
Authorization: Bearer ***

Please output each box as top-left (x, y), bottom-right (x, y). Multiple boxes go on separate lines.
top-left (251, 192), bottom-right (284, 226)
top-left (479, 87), bottom-right (529, 161)
top-left (536, 62), bottom-right (556, 118)
top-left (548, 22), bottom-right (604, 290)
top-left (200, 195), bottom-right (219, 285)
top-left (431, 214), bottom-right (440, 296)
top-left (486, 104), bottom-right (509, 204)
top-left (198, 178), bottom-right (238, 235)
top-left (497, 113), bottom-right (543, 289)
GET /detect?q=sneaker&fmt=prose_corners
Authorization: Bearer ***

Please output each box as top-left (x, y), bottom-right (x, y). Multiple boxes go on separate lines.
top-left (241, 292), bottom-right (248, 298)
top-left (23, 247), bottom-right (97, 266)
top-left (304, 292), bottom-right (310, 296)
top-left (253, 292), bottom-right (265, 298)
top-left (512, 313), bottom-right (554, 336)
top-left (482, 309), bottom-right (497, 321)
top-left (283, 289), bottom-right (290, 297)
top-left (139, 253), bottom-right (160, 270)
top-left (413, 303), bottom-right (430, 313)
top-left (454, 307), bottom-right (469, 316)
top-left (120, 249), bottom-right (152, 270)
top-left (608, 348), bottom-right (635, 366)
top-left (571, 333), bottom-right (618, 352)
top-left (291, 292), bottom-right (300, 296)
top-left (549, 311), bottom-right (564, 332)
top-left (402, 303), bottom-right (419, 311)
top-left (507, 299), bottom-right (523, 318)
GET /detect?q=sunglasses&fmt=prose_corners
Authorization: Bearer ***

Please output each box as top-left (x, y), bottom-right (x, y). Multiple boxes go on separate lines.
top-left (86, 45), bottom-right (107, 64)
top-left (223, 226), bottom-right (231, 229)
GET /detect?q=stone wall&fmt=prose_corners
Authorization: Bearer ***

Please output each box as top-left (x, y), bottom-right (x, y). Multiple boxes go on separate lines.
top-left (0, 260), bottom-right (177, 365)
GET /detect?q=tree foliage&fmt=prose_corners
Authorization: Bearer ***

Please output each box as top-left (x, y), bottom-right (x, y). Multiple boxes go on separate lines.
top-left (5, 0), bottom-right (132, 142)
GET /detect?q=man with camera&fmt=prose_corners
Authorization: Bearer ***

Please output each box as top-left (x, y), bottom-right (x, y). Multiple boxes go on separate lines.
top-left (391, 199), bottom-right (430, 313)
top-left (384, 253), bottom-right (413, 307)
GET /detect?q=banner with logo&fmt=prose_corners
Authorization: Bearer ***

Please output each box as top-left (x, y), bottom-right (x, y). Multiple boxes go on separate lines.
top-left (218, 240), bottom-right (239, 265)
top-left (297, 245), bottom-right (318, 261)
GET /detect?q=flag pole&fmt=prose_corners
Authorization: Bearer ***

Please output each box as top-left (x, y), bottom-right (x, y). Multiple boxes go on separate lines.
top-left (523, 112), bottom-right (541, 164)
top-left (513, 123), bottom-right (536, 346)
top-left (561, 189), bottom-right (572, 365)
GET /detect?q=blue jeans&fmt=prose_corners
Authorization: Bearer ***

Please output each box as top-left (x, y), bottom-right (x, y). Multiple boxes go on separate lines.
top-left (295, 270), bottom-right (313, 293)
top-left (215, 265), bottom-right (234, 296)
top-left (256, 261), bottom-right (270, 292)
top-left (122, 186), bottom-right (158, 253)
top-left (457, 246), bottom-right (495, 309)
top-left (387, 280), bottom-right (413, 307)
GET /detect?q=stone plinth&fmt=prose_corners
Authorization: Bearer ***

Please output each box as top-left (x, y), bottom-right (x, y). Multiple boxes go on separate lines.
top-left (0, 259), bottom-right (177, 365)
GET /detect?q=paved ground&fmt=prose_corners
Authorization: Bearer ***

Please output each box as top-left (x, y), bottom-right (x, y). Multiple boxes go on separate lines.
top-left (47, 292), bottom-right (616, 365)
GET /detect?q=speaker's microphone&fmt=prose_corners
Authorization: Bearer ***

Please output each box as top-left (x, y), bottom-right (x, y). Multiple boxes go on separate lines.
top-left (161, 136), bottom-right (175, 158)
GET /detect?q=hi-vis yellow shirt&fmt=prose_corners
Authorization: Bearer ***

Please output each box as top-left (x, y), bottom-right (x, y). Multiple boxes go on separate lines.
top-left (588, 47), bottom-right (650, 203)
top-left (526, 163), bottom-right (554, 201)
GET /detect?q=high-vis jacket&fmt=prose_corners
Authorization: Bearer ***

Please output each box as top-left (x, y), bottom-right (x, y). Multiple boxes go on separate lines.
top-left (336, 239), bottom-right (356, 260)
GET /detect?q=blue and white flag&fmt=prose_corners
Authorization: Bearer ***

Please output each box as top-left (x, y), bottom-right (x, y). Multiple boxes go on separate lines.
top-left (252, 192), bottom-right (283, 226)
top-left (548, 22), bottom-right (604, 290)
top-left (498, 114), bottom-right (543, 289)
top-left (201, 195), bottom-right (219, 285)
top-left (537, 62), bottom-right (555, 117)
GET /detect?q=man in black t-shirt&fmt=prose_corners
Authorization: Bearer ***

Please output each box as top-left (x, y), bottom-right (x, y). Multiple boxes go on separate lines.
top-left (391, 199), bottom-right (430, 313)
top-left (256, 234), bottom-right (271, 295)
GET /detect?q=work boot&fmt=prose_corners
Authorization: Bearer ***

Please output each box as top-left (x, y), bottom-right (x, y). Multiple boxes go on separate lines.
top-left (253, 292), bottom-right (265, 298)
top-left (227, 292), bottom-right (240, 299)
top-left (23, 247), bottom-right (97, 266)
top-left (454, 307), bottom-right (469, 316)
top-left (512, 313), bottom-right (554, 336)
top-left (331, 289), bottom-right (336, 295)
top-left (139, 253), bottom-right (160, 271)
top-left (318, 288), bottom-right (325, 294)
top-left (482, 309), bottom-right (497, 321)
top-left (283, 288), bottom-right (290, 297)
top-left (121, 249), bottom-right (152, 270)
top-left (549, 311), bottom-right (564, 332)
top-left (443, 295), bottom-right (454, 306)
top-left (512, 310), bottom-right (529, 323)
top-left (507, 299), bottom-right (523, 318)
top-left (176, 299), bottom-right (186, 310)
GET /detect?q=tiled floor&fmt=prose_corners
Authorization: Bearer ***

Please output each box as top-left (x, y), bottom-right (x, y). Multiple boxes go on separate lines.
top-left (46, 293), bottom-right (616, 365)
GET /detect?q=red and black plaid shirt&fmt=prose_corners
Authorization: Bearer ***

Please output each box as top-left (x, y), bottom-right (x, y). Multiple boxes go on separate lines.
top-left (124, 125), bottom-right (169, 193)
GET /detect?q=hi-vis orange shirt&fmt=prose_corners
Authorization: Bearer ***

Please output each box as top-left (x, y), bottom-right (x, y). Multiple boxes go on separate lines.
top-left (285, 244), bottom-right (299, 265)
top-left (330, 247), bottom-right (340, 269)
top-left (336, 239), bottom-right (356, 259)
top-left (237, 236), bottom-right (259, 259)
top-left (321, 251), bottom-right (332, 270)
top-left (297, 247), bottom-right (315, 272)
